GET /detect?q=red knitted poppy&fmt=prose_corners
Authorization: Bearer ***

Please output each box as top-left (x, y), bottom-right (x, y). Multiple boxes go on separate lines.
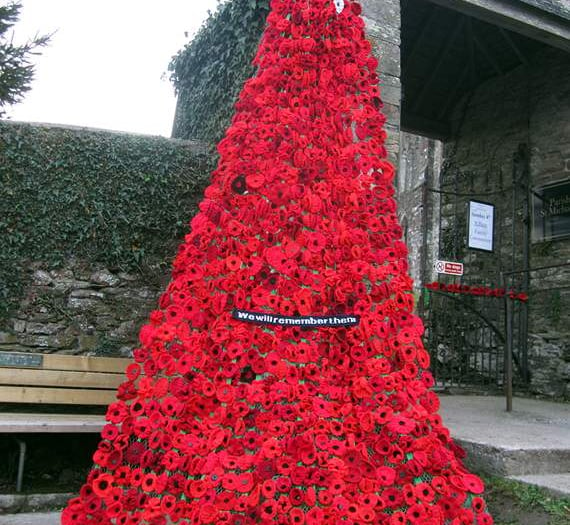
top-left (62, 1), bottom-right (493, 524)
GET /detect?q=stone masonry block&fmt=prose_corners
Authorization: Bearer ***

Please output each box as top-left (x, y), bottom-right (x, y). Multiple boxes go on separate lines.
top-left (380, 85), bottom-right (402, 106)
top-left (361, 0), bottom-right (401, 31)
top-left (363, 16), bottom-right (400, 46)
top-left (370, 40), bottom-right (401, 78)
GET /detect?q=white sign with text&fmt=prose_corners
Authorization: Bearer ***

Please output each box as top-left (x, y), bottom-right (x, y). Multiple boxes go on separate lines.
top-left (468, 200), bottom-right (494, 252)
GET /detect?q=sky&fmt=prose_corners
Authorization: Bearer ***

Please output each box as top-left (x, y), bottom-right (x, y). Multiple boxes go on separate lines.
top-left (4, 0), bottom-right (220, 137)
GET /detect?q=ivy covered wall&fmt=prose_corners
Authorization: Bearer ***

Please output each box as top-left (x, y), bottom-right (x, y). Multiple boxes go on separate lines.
top-left (0, 121), bottom-right (210, 330)
top-left (169, 0), bottom-right (270, 144)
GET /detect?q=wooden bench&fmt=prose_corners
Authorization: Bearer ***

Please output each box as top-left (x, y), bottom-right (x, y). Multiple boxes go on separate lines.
top-left (0, 351), bottom-right (130, 492)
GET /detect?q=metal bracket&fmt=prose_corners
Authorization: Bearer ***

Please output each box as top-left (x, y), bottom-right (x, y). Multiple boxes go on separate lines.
top-left (14, 438), bottom-right (27, 492)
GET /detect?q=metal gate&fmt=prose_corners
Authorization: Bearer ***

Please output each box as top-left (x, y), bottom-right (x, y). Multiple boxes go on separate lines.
top-left (424, 288), bottom-right (528, 390)
top-left (424, 144), bottom-right (531, 390)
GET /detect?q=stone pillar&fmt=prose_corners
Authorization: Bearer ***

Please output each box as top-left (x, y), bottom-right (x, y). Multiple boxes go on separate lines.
top-left (360, 0), bottom-right (402, 163)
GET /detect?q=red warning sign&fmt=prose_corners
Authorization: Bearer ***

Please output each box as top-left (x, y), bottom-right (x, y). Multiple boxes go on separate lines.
top-left (434, 260), bottom-right (464, 276)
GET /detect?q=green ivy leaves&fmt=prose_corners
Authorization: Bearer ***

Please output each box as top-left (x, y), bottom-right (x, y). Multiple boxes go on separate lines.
top-left (0, 122), bottom-right (211, 322)
top-left (168, 0), bottom-right (270, 143)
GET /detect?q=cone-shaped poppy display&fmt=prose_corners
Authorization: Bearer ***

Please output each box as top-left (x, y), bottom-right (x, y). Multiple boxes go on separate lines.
top-left (63, 1), bottom-right (493, 524)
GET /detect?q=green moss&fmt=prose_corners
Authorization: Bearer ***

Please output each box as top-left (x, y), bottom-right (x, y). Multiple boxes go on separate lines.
top-left (483, 474), bottom-right (570, 525)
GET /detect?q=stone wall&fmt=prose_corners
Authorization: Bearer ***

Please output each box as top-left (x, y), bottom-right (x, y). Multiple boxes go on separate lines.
top-left (0, 122), bottom-right (209, 359)
top-left (0, 260), bottom-right (165, 358)
top-left (361, 0), bottom-right (401, 163)
top-left (397, 133), bottom-right (443, 293)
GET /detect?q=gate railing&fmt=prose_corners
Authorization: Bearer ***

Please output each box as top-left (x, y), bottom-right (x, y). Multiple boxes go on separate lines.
top-left (502, 262), bottom-right (570, 411)
top-left (425, 262), bottom-right (570, 410)
top-left (424, 288), bottom-right (509, 391)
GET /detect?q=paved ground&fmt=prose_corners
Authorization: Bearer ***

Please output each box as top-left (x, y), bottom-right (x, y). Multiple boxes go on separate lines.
top-left (440, 394), bottom-right (570, 495)
top-left (0, 513), bottom-right (60, 525)
top-left (439, 395), bottom-right (570, 450)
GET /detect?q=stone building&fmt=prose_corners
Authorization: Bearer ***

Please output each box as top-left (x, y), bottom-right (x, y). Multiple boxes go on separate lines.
top-left (170, 0), bottom-right (570, 397)
top-left (360, 0), bottom-right (569, 397)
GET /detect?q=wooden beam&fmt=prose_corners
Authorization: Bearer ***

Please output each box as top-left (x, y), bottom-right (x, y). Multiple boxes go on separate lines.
top-left (43, 354), bottom-right (130, 374)
top-left (401, 113), bottom-right (451, 140)
top-left (473, 31), bottom-right (504, 75)
top-left (0, 413), bottom-right (105, 433)
top-left (0, 385), bottom-right (116, 405)
top-left (425, 0), bottom-right (570, 53)
top-left (403, 5), bottom-right (440, 71)
top-left (0, 352), bottom-right (130, 374)
top-left (437, 64), bottom-right (470, 121)
top-left (0, 368), bottom-right (124, 389)
top-left (412, 17), bottom-right (466, 113)
top-left (499, 27), bottom-right (529, 65)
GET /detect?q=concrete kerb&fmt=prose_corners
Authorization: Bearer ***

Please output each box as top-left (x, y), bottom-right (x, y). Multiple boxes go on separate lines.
top-left (0, 493), bottom-right (71, 515)
top-left (0, 512), bottom-right (60, 525)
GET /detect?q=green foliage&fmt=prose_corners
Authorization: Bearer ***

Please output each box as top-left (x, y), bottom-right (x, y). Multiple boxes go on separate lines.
top-left (483, 474), bottom-right (570, 525)
top-left (0, 121), bottom-right (211, 321)
top-left (168, 0), bottom-right (269, 144)
top-left (0, 2), bottom-right (51, 116)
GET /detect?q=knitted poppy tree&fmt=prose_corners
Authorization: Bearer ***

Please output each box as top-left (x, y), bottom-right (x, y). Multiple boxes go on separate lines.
top-left (63, 1), bottom-right (493, 524)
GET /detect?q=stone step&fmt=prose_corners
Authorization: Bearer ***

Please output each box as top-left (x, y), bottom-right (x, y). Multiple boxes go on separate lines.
top-left (457, 440), bottom-right (570, 477)
top-left (0, 493), bottom-right (71, 515)
top-left (0, 512), bottom-right (60, 525)
top-left (509, 473), bottom-right (570, 498)
top-left (439, 395), bottom-right (570, 477)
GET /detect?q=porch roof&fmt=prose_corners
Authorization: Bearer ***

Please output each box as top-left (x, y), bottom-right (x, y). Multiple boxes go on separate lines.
top-left (401, 0), bottom-right (570, 139)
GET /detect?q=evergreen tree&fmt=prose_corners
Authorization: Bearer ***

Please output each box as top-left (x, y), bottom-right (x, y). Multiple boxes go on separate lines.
top-left (0, 1), bottom-right (50, 117)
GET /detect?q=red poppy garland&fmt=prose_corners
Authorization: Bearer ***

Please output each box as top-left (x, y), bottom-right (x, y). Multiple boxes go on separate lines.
top-left (426, 282), bottom-right (528, 303)
top-left (63, 1), bottom-right (493, 524)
